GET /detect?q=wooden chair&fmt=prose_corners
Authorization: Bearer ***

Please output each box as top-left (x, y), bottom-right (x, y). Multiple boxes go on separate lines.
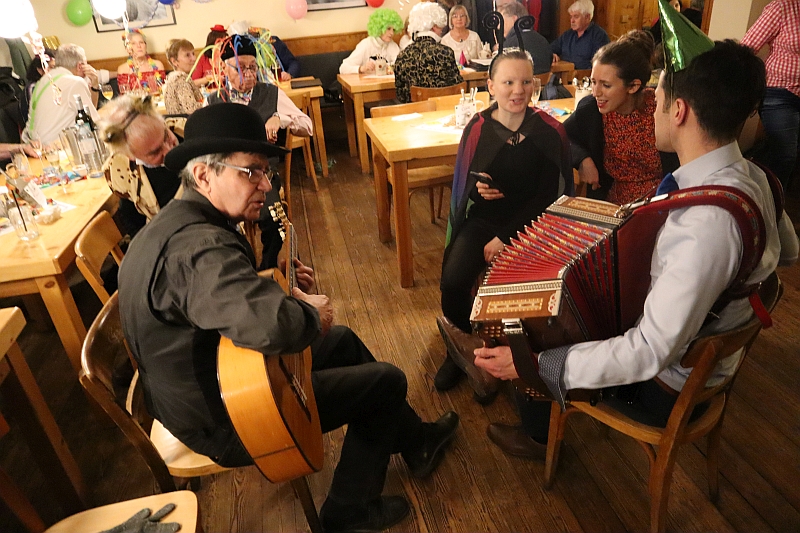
top-left (80, 293), bottom-right (322, 533)
top-left (543, 271), bottom-right (783, 533)
top-left (535, 72), bottom-right (551, 87)
top-left (284, 92), bottom-right (319, 220)
top-left (370, 100), bottom-right (454, 223)
top-left (74, 211), bottom-right (124, 304)
top-left (410, 81), bottom-right (468, 103)
top-left (428, 91), bottom-right (490, 111)
top-left (45, 491), bottom-right (199, 533)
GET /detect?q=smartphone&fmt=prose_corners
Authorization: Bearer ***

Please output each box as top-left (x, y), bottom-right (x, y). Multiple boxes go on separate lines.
top-left (470, 171), bottom-right (503, 193)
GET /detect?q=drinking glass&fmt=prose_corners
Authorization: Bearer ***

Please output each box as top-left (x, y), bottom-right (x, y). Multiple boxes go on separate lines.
top-left (101, 84), bottom-right (114, 100)
top-left (12, 151), bottom-right (31, 178)
top-left (8, 203), bottom-right (39, 241)
top-left (531, 78), bottom-right (542, 107)
top-left (43, 143), bottom-right (61, 173)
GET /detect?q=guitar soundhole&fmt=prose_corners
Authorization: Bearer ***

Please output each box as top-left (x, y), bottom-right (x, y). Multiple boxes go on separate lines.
top-left (278, 356), bottom-right (312, 421)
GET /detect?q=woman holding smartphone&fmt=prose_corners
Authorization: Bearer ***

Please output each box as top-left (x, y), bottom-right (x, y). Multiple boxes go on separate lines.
top-left (435, 50), bottom-right (572, 402)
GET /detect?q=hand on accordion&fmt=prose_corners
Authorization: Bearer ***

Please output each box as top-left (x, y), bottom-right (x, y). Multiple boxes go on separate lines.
top-left (474, 345), bottom-right (520, 381)
top-left (484, 237), bottom-right (505, 263)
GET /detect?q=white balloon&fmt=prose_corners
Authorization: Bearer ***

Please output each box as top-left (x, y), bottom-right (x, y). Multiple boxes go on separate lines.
top-left (92, 0), bottom-right (126, 20)
top-left (0, 0), bottom-right (38, 39)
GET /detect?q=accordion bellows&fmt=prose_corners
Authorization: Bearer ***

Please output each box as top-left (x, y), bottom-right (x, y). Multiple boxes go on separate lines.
top-left (471, 196), bottom-right (668, 352)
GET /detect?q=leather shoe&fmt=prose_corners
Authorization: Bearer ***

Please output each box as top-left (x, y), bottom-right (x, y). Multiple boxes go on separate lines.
top-left (486, 423), bottom-right (546, 460)
top-left (402, 411), bottom-right (459, 478)
top-left (433, 355), bottom-right (464, 391)
top-left (436, 316), bottom-right (500, 403)
top-left (320, 495), bottom-right (410, 533)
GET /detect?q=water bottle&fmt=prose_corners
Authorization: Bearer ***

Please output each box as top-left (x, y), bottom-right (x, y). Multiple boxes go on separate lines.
top-left (77, 122), bottom-right (104, 178)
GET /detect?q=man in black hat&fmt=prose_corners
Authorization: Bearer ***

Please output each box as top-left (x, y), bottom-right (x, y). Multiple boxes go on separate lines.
top-left (118, 103), bottom-right (459, 533)
top-left (207, 35), bottom-right (312, 144)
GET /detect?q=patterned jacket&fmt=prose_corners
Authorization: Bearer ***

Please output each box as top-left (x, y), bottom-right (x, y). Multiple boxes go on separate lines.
top-left (394, 35), bottom-right (463, 103)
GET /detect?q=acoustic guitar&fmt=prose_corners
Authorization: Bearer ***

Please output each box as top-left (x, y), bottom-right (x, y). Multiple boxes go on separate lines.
top-left (217, 202), bottom-right (323, 483)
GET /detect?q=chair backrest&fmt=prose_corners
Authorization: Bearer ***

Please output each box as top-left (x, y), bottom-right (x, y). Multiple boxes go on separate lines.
top-left (369, 100), bottom-right (436, 118)
top-left (286, 92), bottom-right (312, 149)
top-left (410, 81), bottom-right (468, 102)
top-left (535, 72), bottom-right (552, 87)
top-left (80, 292), bottom-right (177, 492)
top-left (429, 91), bottom-right (490, 111)
top-left (668, 272), bottom-right (782, 429)
top-left (75, 211), bottom-right (124, 305)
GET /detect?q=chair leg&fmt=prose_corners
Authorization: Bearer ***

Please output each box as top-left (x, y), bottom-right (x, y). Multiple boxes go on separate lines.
top-left (706, 418), bottom-right (726, 502)
top-left (302, 140), bottom-right (320, 192)
top-left (436, 187), bottom-right (446, 220)
top-left (0, 466), bottom-right (46, 533)
top-left (649, 446), bottom-right (681, 533)
top-left (284, 151), bottom-right (293, 221)
top-left (291, 477), bottom-right (322, 533)
top-left (428, 189), bottom-right (435, 223)
top-left (543, 401), bottom-right (565, 489)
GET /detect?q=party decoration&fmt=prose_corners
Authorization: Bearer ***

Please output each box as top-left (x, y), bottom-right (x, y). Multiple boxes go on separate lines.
top-left (366, 0), bottom-right (385, 7)
top-left (0, 0), bottom-right (37, 38)
top-left (66, 0), bottom-right (93, 26)
top-left (91, 0), bottom-right (125, 20)
top-left (159, 0), bottom-right (175, 4)
top-left (285, 0), bottom-right (308, 20)
top-left (658, 0), bottom-right (713, 73)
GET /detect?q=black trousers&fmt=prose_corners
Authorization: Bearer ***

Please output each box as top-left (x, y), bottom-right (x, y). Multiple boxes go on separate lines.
top-left (214, 326), bottom-right (422, 506)
top-left (441, 217), bottom-right (501, 332)
top-left (516, 380), bottom-right (698, 444)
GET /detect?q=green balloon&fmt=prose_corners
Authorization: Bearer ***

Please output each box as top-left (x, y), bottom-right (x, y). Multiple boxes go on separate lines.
top-left (66, 0), bottom-right (93, 26)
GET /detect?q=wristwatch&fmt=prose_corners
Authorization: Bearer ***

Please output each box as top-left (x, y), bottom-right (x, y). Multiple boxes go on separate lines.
top-left (90, 86), bottom-right (100, 92)
top-left (271, 112), bottom-right (280, 121)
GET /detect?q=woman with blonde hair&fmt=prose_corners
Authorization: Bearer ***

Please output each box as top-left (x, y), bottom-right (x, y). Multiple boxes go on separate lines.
top-left (162, 39), bottom-right (203, 115)
top-left (441, 4), bottom-right (483, 64)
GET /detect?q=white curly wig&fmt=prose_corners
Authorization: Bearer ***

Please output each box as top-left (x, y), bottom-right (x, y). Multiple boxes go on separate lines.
top-left (408, 2), bottom-right (448, 34)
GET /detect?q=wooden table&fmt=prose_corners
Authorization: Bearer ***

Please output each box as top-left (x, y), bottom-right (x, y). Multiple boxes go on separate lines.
top-left (0, 178), bottom-right (116, 373)
top-left (339, 70), bottom-right (489, 174)
top-left (0, 307), bottom-right (86, 516)
top-left (364, 98), bottom-right (576, 287)
top-left (279, 80), bottom-right (330, 179)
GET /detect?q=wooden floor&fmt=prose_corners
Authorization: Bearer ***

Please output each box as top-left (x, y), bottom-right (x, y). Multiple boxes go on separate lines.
top-left (1, 109), bottom-right (800, 532)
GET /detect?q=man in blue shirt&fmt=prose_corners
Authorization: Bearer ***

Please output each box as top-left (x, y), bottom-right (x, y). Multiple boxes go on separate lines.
top-left (550, 0), bottom-right (609, 70)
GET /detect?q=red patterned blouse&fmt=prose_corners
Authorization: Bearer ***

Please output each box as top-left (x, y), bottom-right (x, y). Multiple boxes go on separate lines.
top-left (602, 89), bottom-right (661, 205)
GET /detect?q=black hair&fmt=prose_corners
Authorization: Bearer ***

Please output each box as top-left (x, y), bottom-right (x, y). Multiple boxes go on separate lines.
top-left (205, 29), bottom-right (228, 59)
top-left (25, 48), bottom-right (56, 84)
top-left (592, 30), bottom-right (654, 94)
top-left (663, 39), bottom-right (765, 143)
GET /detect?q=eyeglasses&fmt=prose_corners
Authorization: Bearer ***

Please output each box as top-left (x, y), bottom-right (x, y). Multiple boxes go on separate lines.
top-left (216, 161), bottom-right (273, 184)
top-left (225, 62), bottom-right (258, 74)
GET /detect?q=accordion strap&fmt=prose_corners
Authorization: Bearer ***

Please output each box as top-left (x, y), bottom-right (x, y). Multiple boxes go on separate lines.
top-left (633, 185), bottom-right (768, 324)
top-left (503, 320), bottom-right (554, 401)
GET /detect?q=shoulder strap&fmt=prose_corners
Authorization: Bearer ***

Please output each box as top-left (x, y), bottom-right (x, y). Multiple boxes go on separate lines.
top-left (632, 185), bottom-right (769, 323)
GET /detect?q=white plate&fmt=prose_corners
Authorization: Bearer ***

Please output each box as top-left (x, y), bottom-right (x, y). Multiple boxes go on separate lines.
top-left (470, 58), bottom-right (493, 66)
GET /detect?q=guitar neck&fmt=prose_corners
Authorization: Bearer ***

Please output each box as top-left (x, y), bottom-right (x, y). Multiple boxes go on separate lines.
top-left (287, 223), bottom-right (298, 290)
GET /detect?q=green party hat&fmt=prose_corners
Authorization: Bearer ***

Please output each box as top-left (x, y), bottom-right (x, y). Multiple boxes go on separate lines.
top-left (659, 0), bottom-right (713, 72)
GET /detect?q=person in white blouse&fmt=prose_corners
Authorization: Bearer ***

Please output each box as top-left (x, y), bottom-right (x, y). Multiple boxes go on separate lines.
top-left (471, 40), bottom-right (799, 458)
top-left (340, 8), bottom-right (404, 75)
top-left (440, 4), bottom-right (483, 65)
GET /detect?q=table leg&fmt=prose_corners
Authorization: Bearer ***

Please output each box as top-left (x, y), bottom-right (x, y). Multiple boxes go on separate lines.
top-left (343, 90), bottom-right (357, 158)
top-left (1, 344), bottom-right (86, 514)
top-left (373, 150), bottom-right (391, 243)
top-left (35, 275), bottom-right (86, 374)
top-left (310, 97), bottom-right (329, 179)
top-left (391, 162), bottom-right (414, 288)
top-left (354, 94), bottom-right (370, 174)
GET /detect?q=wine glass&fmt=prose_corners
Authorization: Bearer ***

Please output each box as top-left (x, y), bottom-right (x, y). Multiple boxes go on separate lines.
top-left (43, 143), bottom-right (61, 173)
top-left (101, 84), bottom-right (114, 100)
top-left (531, 78), bottom-right (542, 107)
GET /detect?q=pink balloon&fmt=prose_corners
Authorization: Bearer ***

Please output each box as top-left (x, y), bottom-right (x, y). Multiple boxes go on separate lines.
top-left (285, 0), bottom-right (308, 20)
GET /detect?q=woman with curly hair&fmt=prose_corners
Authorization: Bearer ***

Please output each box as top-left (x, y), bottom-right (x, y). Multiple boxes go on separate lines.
top-left (340, 8), bottom-right (404, 74)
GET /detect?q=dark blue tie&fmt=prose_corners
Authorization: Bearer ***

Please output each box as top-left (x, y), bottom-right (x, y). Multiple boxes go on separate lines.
top-left (656, 172), bottom-right (679, 195)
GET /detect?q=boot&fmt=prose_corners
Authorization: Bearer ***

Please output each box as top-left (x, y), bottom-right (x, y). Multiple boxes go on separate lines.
top-left (436, 316), bottom-right (500, 404)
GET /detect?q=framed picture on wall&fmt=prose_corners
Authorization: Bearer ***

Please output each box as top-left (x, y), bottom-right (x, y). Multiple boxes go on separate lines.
top-left (307, 0), bottom-right (367, 11)
top-left (93, 1), bottom-right (177, 33)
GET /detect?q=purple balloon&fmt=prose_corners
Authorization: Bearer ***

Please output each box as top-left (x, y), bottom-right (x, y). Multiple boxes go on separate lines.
top-left (159, 0), bottom-right (175, 5)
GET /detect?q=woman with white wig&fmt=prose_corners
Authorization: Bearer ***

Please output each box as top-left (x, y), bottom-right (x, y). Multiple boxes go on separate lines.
top-left (393, 1), bottom-right (462, 103)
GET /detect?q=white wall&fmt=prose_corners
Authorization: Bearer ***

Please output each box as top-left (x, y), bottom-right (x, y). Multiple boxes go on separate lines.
top-left (707, 0), bottom-right (768, 40)
top-left (31, 0), bottom-right (407, 61)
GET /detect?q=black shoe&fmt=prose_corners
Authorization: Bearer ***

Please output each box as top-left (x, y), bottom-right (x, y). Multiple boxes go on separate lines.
top-left (434, 356), bottom-right (465, 391)
top-left (402, 411), bottom-right (459, 478)
top-left (320, 495), bottom-right (410, 533)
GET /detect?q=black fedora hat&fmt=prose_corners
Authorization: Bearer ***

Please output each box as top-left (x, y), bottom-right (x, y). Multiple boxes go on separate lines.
top-left (164, 103), bottom-right (287, 172)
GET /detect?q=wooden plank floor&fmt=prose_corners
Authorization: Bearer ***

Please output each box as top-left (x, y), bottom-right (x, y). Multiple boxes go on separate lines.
top-left (1, 110), bottom-right (799, 532)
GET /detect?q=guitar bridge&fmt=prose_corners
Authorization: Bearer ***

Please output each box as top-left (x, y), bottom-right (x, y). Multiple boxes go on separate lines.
top-left (278, 356), bottom-right (311, 421)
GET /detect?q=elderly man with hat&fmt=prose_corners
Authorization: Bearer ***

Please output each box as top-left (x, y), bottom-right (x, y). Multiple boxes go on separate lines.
top-left (118, 103), bottom-right (459, 533)
top-left (207, 35), bottom-right (312, 144)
